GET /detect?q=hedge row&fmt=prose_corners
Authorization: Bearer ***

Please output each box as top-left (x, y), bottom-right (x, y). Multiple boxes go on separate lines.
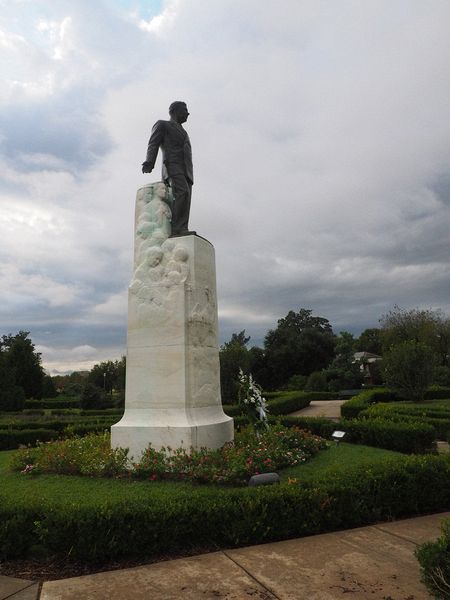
top-left (80, 409), bottom-right (124, 416)
top-left (0, 429), bottom-right (59, 450)
top-left (341, 388), bottom-right (450, 419)
top-left (24, 398), bottom-right (81, 409)
top-left (277, 416), bottom-right (436, 454)
top-left (0, 417), bottom-right (117, 432)
top-left (340, 389), bottom-right (398, 419)
top-left (224, 391), bottom-right (335, 418)
top-left (0, 422), bottom-right (117, 450)
top-left (24, 398), bottom-right (119, 410)
top-left (362, 402), bottom-right (450, 420)
top-left (360, 404), bottom-right (450, 439)
top-left (1, 454), bottom-right (449, 562)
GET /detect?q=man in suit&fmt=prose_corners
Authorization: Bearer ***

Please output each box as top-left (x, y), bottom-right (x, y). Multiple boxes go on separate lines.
top-left (142, 101), bottom-right (194, 237)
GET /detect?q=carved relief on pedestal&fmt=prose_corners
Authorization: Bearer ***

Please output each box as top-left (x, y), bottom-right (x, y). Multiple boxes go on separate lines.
top-left (130, 239), bottom-right (190, 328)
top-left (188, 346), bottom-right (221, 407)
top-left (130, 183), bottom-right (191, 328)
top-left (187, 285), bottom-right (217, 347)
top-left (135, 182), bottom-right (173, 266)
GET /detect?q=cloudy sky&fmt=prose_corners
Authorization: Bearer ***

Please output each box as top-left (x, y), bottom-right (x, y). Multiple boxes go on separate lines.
top-left (1, 0), bottom-right (450, 374)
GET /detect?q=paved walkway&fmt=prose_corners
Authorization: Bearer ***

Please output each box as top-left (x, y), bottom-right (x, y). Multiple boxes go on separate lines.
top-left (3, 512), bottom-right (446, 600)
top-left (290, 399), bottom-right (345, 420)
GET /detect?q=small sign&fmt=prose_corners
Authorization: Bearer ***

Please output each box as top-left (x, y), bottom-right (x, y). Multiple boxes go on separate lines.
top-left (332, 430), bottom-right (346, 439)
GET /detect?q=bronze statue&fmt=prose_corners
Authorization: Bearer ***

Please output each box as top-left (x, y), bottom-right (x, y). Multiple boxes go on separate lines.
top-left (142, 101), bottom-right (194, 237)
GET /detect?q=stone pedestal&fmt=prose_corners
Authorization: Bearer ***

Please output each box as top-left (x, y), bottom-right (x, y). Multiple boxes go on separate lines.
top-left (111, 183), bottom-right (233, 460)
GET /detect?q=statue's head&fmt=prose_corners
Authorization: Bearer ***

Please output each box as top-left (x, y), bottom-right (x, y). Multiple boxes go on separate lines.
top-left (169, 101), bottom-right (189, 124)
top-left (154, 182), bottom-right (167, 199)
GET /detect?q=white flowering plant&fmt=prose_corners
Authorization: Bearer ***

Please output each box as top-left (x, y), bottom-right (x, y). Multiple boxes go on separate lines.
top-left (237, 368), bottom-right (269, 431)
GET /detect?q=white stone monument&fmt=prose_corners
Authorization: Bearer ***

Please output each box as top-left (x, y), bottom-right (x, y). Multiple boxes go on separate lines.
top-left (111, 182), bottom-right (234, 460)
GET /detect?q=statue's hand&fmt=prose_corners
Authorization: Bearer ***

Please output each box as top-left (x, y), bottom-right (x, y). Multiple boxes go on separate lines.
top-left (142, 161), bottom-right (153, 174)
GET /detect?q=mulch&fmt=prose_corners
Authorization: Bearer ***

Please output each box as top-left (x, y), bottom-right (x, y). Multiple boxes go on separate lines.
top-left (0, 548), bottom-right (211, 583)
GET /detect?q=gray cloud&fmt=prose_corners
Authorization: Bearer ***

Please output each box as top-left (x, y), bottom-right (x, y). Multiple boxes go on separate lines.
top-left (1, 0), bottom-right (450, 373)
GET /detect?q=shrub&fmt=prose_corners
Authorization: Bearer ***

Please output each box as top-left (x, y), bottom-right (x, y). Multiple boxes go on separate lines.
top-left (277, 416), bottom-right (336, 438)
top-left (2, 454), bottom-right (450, 562)
top-left (0, 428), bottom-right (59, 450)
top-left (305, 371), bottom-right (328, 392)
top-left (416, 517), bottom-right (450, 599)
top-left (434, 367), bottom-right (450, 388)
top-left (360, 402), bottom-right (450, 439)
top-left (275, 415), bottom-right (435, 454)
top-left (224, 390), bottom-right (334, 419)
top-left (285, 374), bottom-right (307, 391)
top-left (24, 398), bottom-right (80, 409)
top-left (384, 341), bottom-right (437, 401)
top-left (266, 392), bottom-right (311, 415)
top-left (426, 387), bottom-right (450, 400)
top-left (340, 418), bottom-right (436, 454)
top-left (340, 389), bottom-right (398, 418)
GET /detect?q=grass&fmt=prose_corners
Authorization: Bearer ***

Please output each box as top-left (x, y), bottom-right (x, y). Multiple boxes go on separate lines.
top-left (280, 442), bottom-right (402, 482)
top-left (0, 443), bottom-right (404, 508)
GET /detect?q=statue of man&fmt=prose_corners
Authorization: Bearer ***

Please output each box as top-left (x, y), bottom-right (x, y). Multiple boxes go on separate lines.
top-left (142, 101), bottom-right (194, 237)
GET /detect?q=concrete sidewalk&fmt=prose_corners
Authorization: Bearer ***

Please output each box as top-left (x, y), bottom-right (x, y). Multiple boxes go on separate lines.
top-left (290, 399), bottom-right (345, 420)
top-left (31, 512), bottom-right (448, 600)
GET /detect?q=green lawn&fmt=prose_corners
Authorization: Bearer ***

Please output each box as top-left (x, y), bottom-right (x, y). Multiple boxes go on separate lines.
top-left (280, 442), bottom-right (402, 482)
top-left (0, 443), bottom-right (404, 507)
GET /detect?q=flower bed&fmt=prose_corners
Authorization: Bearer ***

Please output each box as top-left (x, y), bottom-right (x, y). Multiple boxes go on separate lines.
top-left (11, 425), bottom-right (328, 485)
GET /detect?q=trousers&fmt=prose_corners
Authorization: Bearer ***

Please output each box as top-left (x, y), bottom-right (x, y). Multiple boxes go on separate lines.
top-left (168, 173), bottom-right (192, 235)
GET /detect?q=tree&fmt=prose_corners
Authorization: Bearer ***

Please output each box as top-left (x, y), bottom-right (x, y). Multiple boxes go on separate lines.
top-left (80, 382), bottom-right (106, 410)
top-left (52, 371), bottom-right (89, 396)
top-left (88, 357), bottom-right (126, 397)
top-left (383, 341), bottom-right (437, 401)
top-left (42, 375), bottom-right (58, 398)
top-left (324, 331), bottom-right (364, 392)
top-left (0, 351), bottom-right (25, 411)
top-left (263, 308), bottom-right (336, 390)
top-left (380, 306), bottom-right (450, 366)
top-left (219, 331), bottom-right (251, 404)
top-left (0, 331), bottom-right (44, 399)
top-left (304, 371), bottom-right (328, 392)
top-left (354, 328), bottom-right (382, 355)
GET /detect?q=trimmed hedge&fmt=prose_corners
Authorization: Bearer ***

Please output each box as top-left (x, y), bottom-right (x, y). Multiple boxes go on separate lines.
top-left (340, 389), bottom-right (398, 419)
top-left (25, 398), bottom-right (80, 410)
top-left (341, 388), bottom-right (450, 419)
top-left (80, 409), bottom-right (124, 416)
top-left (277, 416), bottom-right (336, 438)
top-left (276, 416), bottom-right (435, 454)
top-left (341, 418), bottom-right (436, 454)
top-left (224, 391), bottom-right (335, 418)
top-left (360, 403), bottom-right (450, 439)
top-left (0, 429), bottom-right (59, 450)
top-left (0, 418), bottom-right (116, 432)
top-left (0, 419), bottom-right (118, 449)
top-left (1, 454), bottom-right (450, 562)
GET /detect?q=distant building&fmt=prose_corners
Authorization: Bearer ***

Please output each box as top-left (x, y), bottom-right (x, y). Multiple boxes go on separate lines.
top-left (353, 352), bottom-right (382, 385)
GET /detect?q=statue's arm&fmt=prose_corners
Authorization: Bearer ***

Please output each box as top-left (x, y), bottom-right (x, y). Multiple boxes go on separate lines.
top-left (142, 121), bottom-right (165, 173)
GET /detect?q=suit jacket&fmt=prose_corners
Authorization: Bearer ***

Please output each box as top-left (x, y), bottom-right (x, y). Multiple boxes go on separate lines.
top-left (145, 120), bottom-right (193, 184)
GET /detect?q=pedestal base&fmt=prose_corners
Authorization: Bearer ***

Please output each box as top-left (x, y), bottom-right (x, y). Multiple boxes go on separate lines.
top-left (111, 408), bottom-right (233, 461)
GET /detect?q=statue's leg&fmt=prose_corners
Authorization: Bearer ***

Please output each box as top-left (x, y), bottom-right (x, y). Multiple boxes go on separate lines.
top-left (169, 174), bottom-right (191, 235)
